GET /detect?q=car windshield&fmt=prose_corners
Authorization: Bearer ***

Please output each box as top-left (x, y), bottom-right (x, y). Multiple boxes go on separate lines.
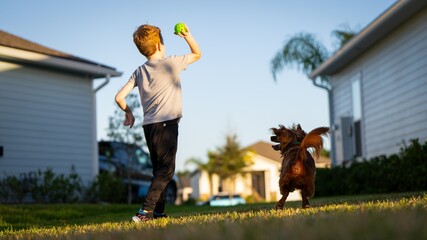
top-left (136, 148), bottom-right (151, 168)
top-left (99, 143), bottom-right (113, 158)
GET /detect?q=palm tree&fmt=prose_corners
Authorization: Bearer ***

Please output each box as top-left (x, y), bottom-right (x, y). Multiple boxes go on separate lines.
top-left (271, 29), bottom-right (356, 89)
top-left (208, 134), bottom-right (253, 193)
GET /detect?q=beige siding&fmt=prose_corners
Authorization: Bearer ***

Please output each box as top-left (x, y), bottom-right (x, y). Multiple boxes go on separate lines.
top-left (0, 62), bottom-right (97, 183)
top-left (331, 7), bottom-right (427, 162)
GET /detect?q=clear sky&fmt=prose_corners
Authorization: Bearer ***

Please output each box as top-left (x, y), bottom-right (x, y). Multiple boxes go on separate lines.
top-left (0, 0), bottom-right (397, 171)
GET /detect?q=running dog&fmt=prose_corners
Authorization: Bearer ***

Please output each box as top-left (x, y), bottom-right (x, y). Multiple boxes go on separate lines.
top-left (271, 124), bottom-right (329, 209)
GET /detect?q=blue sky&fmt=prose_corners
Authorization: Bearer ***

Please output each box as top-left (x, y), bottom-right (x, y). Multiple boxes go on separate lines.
top-left (0, 0), bottom-right (396, 171)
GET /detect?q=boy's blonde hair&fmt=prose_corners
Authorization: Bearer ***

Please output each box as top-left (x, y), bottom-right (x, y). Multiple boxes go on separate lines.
top-left (133, 25), bottom-right (164, 57)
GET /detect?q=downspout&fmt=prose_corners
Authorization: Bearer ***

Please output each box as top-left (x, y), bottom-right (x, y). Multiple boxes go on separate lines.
top-left (94, 74), bottom-right (110, 92)
top-left (311, 77), bottom-right (336, 166)
top-left (92, 74), bottom-right (110, 179)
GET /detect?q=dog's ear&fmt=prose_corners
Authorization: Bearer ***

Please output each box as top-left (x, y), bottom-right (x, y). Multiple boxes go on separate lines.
top-left (272, 126), bottom-right (294, 145)
top-left (280, 129), bottom-right (294, 145)
top-left (295, 124), bottom-right (307, 140)
top-left (271, 125), bottom-right (294, 152)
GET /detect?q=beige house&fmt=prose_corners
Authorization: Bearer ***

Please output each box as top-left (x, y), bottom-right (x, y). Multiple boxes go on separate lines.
top-left (190, 141), bottom-right (330, 202)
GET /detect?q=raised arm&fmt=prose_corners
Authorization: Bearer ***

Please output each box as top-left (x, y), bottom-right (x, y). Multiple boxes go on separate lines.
top-left (177, 24), bottom-right (201, 64)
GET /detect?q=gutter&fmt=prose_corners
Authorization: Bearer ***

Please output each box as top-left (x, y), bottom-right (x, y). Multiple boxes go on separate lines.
top-left (94, 74), bottom-right (110, 92)
top-left (0, 45), bottom-right (122, 79)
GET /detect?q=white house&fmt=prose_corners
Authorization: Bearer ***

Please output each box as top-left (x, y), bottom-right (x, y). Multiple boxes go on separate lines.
top-left (0, 30), bottom-right (121, 183)
top-left (309, 0), bottom-right (427, 165)
top-left (190, 141), bottom-right (330, 202)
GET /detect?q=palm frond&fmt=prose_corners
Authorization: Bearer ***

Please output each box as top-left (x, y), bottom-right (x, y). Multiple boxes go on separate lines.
top-left (332, 30), bottom-right (356, 48)
top-left (271, 32), bottom-right (329, 81)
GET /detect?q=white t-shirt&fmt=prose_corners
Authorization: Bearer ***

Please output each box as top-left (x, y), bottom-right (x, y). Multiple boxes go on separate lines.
top-left (128, 55), bottom-right (188, 125)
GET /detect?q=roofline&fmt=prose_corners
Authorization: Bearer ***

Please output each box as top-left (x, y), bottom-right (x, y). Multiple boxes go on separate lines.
top-left (309, 0), bottom-right (427, 79)
top-left (0, 45), bottom-right (122, 79)
top-left (246, 151), bottom-right (281, 165)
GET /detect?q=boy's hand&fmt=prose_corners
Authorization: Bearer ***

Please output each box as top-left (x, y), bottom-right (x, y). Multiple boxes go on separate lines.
top-left (175, 24), bottom-right (191, 38)
top-left (124, 111), bottom-right (135, 128)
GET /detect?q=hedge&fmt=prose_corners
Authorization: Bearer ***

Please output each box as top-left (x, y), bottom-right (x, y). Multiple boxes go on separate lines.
top-left (315, 139), bottom-right (427, 197)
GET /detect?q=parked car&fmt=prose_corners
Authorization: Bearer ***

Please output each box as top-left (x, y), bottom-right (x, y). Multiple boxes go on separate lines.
top-left (98, 141), bottom-right (178, 204)
top-left (205, 193), bottom-right (246, 207)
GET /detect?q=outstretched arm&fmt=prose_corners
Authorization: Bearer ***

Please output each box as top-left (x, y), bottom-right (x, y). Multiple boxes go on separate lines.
top-left (177, 24), bottom-right (201, 64)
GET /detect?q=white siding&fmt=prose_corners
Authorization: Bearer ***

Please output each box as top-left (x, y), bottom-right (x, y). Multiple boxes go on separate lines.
top-left (0, 62), bottom-right (97, 183)
top-left (332, 7), bottom-right (427, 162)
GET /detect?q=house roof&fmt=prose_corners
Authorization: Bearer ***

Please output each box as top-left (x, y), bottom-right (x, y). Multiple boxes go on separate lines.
top-left (178, 175), bottom-right (192, 188)
top-left (246, 141), bottom-right (282, 163)
top-left (0, 29), bottom-right (122, 78)
top-left (309, 0), bottom-right (427, 79)
top-left (246, 140), bottom-right (331, 166)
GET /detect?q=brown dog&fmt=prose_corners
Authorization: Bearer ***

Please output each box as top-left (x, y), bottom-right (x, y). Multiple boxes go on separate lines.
top-left (271, 124), bottom-right (329, 209)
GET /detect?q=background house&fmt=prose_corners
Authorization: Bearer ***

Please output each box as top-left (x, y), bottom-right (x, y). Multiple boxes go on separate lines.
top-left (177, 174), bottom-right (193, 204)
top-left (190, 141), bottom-right (330, 202)
top-left (0, 30), bottom-right (121, 183)
top-left (310, 0), bottom-right (427, 165)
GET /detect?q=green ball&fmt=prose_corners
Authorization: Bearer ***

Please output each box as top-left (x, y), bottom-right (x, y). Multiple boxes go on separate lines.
top-left (174, 23), bottom-right (186, 35)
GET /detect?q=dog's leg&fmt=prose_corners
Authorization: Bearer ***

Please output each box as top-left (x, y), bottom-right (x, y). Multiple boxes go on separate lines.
top-left (301, 190), bottom-right (310, 209)
top-left (306, 178), bottom-right (315, 199)
top-left (275, 191), bottom-right (289, 210)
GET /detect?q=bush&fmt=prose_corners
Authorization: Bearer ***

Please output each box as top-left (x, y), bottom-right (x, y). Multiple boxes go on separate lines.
top-left (0, 175), bottom-right (25, 203)
top-left (31, 168), bottom-right (83, 203)
top-left (0, 168), bottom-right (128, 204)
top-left (0, 168), bottom-right (83, 203)
top-left (84, 172), bottom-right (125, 203)
top-left (315, 139), bottom-right (427, 197)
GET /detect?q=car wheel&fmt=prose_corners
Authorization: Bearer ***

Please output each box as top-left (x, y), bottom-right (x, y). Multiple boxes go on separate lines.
top-left (165, 182), bottom-right (177, 204)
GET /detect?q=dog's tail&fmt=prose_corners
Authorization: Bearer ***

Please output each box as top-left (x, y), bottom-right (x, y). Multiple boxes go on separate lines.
top-left (299, 127), bottom-right (330, 160)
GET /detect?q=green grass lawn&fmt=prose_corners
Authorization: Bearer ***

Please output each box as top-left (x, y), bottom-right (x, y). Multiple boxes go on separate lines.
top-left (1, 192), bottom-right (426, 240)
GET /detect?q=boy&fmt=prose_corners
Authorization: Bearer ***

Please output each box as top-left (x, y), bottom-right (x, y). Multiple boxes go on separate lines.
top-left (115, 23), bottom-right (201, 222)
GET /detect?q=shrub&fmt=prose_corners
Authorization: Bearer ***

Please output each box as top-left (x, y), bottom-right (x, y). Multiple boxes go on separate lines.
top-left (315, 139), bottom-right (427, 197)
top-left (84, 172), bottom-right (125, 203)
top-left (0, 168), bottom-right (82, 203)
top-left (0, 175), bottom-right (25, 203)
top-left (30, 168), bottom-right (83, 203)
top-left (0, 168), bottom-right (128, 204)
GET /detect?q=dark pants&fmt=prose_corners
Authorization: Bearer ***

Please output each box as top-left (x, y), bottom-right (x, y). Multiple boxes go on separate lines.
top-left (142, 118), bottom-right (179, 212)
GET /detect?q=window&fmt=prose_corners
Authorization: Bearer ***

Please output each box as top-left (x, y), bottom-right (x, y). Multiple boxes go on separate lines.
top-left (351, 74), bottom-right (363, 157)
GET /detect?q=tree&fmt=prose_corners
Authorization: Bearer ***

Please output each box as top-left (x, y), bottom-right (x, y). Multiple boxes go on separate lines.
top-left (106, 92), bottom-right (145, 204)
top-left (186, 133), bottom-right (253, 196)
top-left (270, 29), bottom-right (356, 89)
top-left (208, 134), bottom-right (253, 193)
